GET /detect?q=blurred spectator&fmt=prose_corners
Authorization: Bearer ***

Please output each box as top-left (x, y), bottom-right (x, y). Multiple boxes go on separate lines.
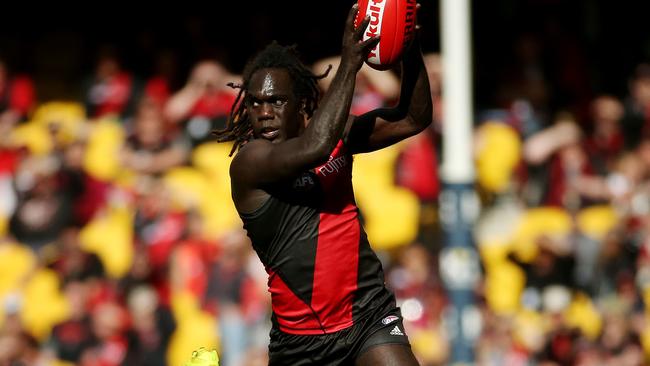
top-left (0, 118), bottom-right (22, 230)
top-left (387, 243), bottom-right (449, 365)
top-left (0, 331), bottom-right (51, 366)
top-left (170, 209), bottom-right (220, 300)
top-left (143, 50), bottom-right (180, 108)
top-left (58, 134), bottom-right (111, 226)
top-left (598, 311), bottom-right (644, 365)
top-left (583, 95), bottom-right (625, 176)
top-left (537, 323), bottom-right (581, 365)
top-left (389, 243), bottom-right (439, 304)
top-left (509, 236), bottom-right (575, 312)
top-left (590, 229), bottom-right (637, 300)
top-left (475, 313), bottom-right (529, 366)
top-left (79, 301), bottom-right (129, 366)
top-left (394, 130), bottom-right (440, 248)
top-left (123, 285), bottom-right (175, 366)
top-left (204, 229), bottom-right (262, 366)
top-left (83, 46), bottom-right (142, 120)
top-left (47, 225), bottom-right (104, 283)
top-left (312, 55), bottom-right (400, 115)
top-left (607, 151), bottom-right (648, 210)
top-left (130, 176), bottom-right (185, 305)
top-left (164, 60), bottom-right (239, 146)
top-left (9, 155), bottom-right (74, 251)
top-left (48, 280), bottom-right (95, 363)
top-left (523, 116), bottom-right (598, 209)
top-left (495, 33), bottom-right (551, 137)
top-left (621, 63), bottom-right (650, 149)
top-left (122, 96), bottom-right (190, 175)
top-left (0, 58), bottom-right (36, 125)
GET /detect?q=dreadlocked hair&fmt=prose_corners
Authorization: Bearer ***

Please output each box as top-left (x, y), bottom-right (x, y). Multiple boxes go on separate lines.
top-left (213, 41), bottom-right (332, 156)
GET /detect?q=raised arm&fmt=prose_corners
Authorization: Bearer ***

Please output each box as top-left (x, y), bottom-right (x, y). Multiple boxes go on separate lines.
top-left (229, 5), bottom-right (379, 213)
top-left (345, 18), bottom-right (433, 154)
top-left (288, 6), bottom-right (377, 168)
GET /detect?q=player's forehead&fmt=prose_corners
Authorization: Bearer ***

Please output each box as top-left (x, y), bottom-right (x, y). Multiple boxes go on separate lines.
top-left (248, 67), bottom-right (293, 97)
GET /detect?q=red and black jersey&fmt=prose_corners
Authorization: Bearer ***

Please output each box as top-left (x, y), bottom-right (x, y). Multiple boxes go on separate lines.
top-left (240, 141), bottom-right (395, 335)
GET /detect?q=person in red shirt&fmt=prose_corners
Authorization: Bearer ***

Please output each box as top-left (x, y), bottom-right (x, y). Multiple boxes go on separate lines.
top-left (164, 60), bottom-right (240, 146)
top-left (0, 58), bottom-right (35, 125)
top-left (83, 48), bottom-right (140, 120)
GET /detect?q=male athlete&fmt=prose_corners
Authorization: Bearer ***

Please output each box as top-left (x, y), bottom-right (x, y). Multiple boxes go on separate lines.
top-left (215, 3), bottom-right (431, 365)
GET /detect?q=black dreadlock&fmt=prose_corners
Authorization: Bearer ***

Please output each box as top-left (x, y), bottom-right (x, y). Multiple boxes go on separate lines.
top-left (213, 41), bottom-right (332, 156)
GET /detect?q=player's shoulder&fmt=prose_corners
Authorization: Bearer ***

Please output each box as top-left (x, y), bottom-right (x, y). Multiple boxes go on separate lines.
top-left (230, 139), bottom-right (271, 175)
top-left (233, 139), bottom-right (272, 159)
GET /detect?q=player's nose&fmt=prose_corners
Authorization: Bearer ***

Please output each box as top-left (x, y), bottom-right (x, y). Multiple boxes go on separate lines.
top-left (259, 102), bottom-right (275, 119)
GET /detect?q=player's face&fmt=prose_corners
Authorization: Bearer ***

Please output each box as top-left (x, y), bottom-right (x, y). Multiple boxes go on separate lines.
top-left (247, 68), bottom-right (304, 143)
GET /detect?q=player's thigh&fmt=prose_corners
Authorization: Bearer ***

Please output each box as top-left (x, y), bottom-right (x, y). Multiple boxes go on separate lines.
top-left (355, 344), bottom-right (420, 366)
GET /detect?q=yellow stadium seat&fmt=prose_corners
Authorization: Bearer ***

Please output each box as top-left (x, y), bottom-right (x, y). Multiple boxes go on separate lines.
top-left (353, 142), bottom-right (420, 249)
top-left (0, 240), bottom-right (33, 330)
top-left (484, 261), bottom-right (526, 315)
top-left (83, 119), bottom-right (126, 182)
top-left (168, 291), bottom-right (220, 366)
top-left (163, 166), bottom-right (240, 238)
top-left (478, 206), bottom-right (572, 314)
top-left (479, 239), bottom-right (513, 269)
top-left (0, 214), bottom-right (7, 237)
top-left (513, 310), bottom-right (545, 351)
top-left (20, 269), bottom-right (69, 341)
top-left (52, 361), bottom-right (76, 366)
top-left (164, 167), bottom-right (212, 210)
top-left (563, 292), bottom-right (602, 340)
top-left (78, 205), bottom-right (134, 278)
top-left (9, 122), bottom-right (53, 156)
top-left (576, 205), bottom-right (618, 241)
top-left (0, 240), bottom-right (36, 306)
top-left (190, 142), bottom-right (242, 235)
top-left (410, 328), bottom-right (448, 364)
top-left (475, 122), bottom-right (522, 193)
top-left (31, 101), bottom-right (86, 145)
top-left (511, 207), bottom-right (572, 262)
top-left (191, 141), bottom-right (234, 182)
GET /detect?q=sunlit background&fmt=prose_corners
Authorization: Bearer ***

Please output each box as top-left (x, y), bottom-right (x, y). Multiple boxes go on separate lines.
top-left (1, 1), bottom-right (650, 365)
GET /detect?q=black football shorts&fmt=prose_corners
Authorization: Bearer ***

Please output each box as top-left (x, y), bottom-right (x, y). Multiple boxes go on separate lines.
top-left (268, 307), bottom-right (411, 365)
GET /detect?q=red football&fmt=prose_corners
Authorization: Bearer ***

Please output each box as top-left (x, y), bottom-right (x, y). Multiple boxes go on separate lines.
top-left (355, 0), bottom-right (417, 71)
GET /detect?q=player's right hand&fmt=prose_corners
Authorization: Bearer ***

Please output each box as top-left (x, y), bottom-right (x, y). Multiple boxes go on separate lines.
top-left (340, 4), bottom-right (380, 72)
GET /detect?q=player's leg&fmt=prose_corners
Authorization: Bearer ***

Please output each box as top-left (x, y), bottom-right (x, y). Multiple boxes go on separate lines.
top-left (353, 311), bottom-right (419, 366)
top-left (355, 344), bottom-right (420, 366)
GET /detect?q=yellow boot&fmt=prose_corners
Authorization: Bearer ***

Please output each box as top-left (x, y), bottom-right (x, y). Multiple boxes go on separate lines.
top-left (184, 348), bottom-right (220, 366)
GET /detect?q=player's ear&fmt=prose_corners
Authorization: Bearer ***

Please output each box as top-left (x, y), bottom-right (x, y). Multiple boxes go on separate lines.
top-left (299, 99), bottom-right (310, 128)
top-left (299, 99), bottom-right (307, 115)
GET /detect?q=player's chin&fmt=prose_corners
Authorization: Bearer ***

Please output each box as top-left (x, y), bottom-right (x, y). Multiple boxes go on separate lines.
top-left (259, 127), bottom-right (282, 141)
top-left (259, 134), bottom-right (283, 144)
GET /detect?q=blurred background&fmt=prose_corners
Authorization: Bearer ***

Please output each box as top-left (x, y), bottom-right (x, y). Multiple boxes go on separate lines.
top-left (2, 0), bottom-right (650, 365)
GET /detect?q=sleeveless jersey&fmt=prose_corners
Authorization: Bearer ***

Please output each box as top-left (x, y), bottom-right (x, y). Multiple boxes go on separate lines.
top-left (240, 141), bottom-right (396, 335)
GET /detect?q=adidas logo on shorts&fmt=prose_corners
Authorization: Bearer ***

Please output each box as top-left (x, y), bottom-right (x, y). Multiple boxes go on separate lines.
top-left (389, 325), bottom-right (404, 336)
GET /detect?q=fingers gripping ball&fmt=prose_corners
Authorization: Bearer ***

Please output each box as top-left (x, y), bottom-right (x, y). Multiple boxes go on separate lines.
top-left (185, 348), bottom-right (220, 366)
top-left (355, 0), bottom-right (417, 70)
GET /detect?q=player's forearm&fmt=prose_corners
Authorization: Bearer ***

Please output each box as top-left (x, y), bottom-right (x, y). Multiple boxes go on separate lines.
top-left (399, 47), bottom-right (433, 130)
top-left (302, 63), bottom-right (358, 157)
